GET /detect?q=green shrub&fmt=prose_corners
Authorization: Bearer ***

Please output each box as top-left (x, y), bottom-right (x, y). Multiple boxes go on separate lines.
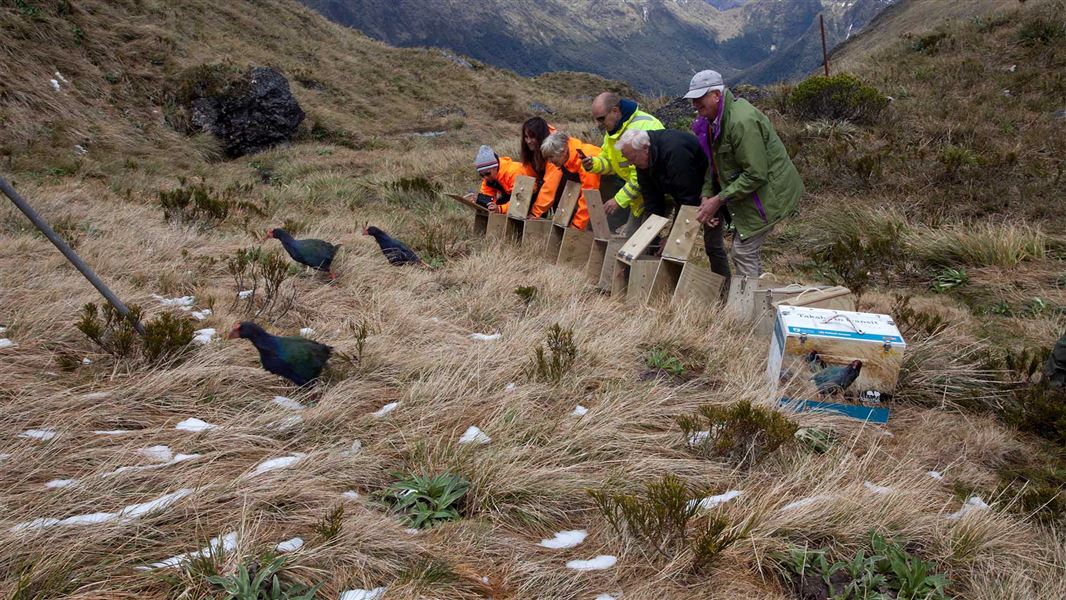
top-left (380, 472), bottom-right (469, 529)
top-left (312, 504), bottom-right (344, 541)
top-left (787, 74), bottom-right (889, 124)
top-left (910, 31), bottom-right (950, 54)
top-left (931, 268), bottom-right (969, 293)
top-left (803, 209), bottom-right (909, 299)
top-left (528, 323), bottom-right (578, 383)
top-left (645, 347), bottom-right (686, 377)
top-left (589, 474), bottom-right (745, 569)
top-left (77, 302), bottom-right (196, 364)
top-left (142, 312), bottom-right (195, 363)
top-left (227, 247), bottom-right (297, 318)
top-left (207, 556), bottom-right (319, 600)
top-left (891, 295), bottom-right (948, 339)
top-left (1018, 16), bottom-right (1066, 47)
top-left (159, 177), bottom-right (260, 230)
top-left (677, 400), bottom-right (797, 469)
top-left (1007, 385), bottom-right (1066, 446)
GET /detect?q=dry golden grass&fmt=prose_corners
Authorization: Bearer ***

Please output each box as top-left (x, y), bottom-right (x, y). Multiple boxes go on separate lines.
top-left (2, 1), bottom-right (1066, 599)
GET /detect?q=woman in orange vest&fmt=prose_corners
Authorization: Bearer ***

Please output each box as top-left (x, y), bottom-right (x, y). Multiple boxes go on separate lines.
top-left (533, 132), bottom-right (601, 230)
top-left (520, 117), bottom-right (554, 198)
top-left (470, 144), bottom-right (534, 214)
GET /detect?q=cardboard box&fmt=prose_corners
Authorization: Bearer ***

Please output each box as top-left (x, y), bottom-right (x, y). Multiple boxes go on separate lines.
top-left (767, 305), bottom-right (905, 399)
top-left (753, 285), bottom-right (855, 337)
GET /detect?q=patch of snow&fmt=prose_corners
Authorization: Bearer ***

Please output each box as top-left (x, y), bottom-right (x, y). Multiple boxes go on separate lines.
top-left (404, 528), bottom-right (419, 534)
top-left (50, 78), bottom-right (61, 91)
top-left (140, 445), bottom-right (174, 463)
top-left (687, 430), bottom-right (710, 445)
top-left (94, 429), bottom-right (131, 435)
top-left (0, 326), bottom-right (6, 333)
top-left (108, 453), bottom-right (200, 476)
top-left (82, 391), bottom-right (112, 400)
top-left (82, 357), bottom-right (92, 365)
top-left (250, 453), bottom-right (305, 477)
top-left (595, 595), bottom-right (619, 600)
top-left (11, 488), bottom-right (193, 532)
top-left (272, 396), bottom-right (304, 410)
top-left (141, 531), bottom-right (238, 570)
top-left (190, 309), bottom-right (212, 321)
top-left (54, 71), bottom-right (68, 84)
top-left (45, 478), bottom-right (80, 489)
top-left (780, 495), bottom-right (829, 512)
top-left (238, 290), bottom-right (254, 299)
top-left (469, 333), bottom-right (500, 341)
top-left (505, 383), bottom-right (516, 392)
top-left (371, 402), bottom-right (399, 417)
top-left (275, 537), bottom-right (304, 552)
top-left (340, 588), bottom-right (387, 600)
top-left (342, 490), bottom-right (361, 501)
top-left (0, 453), bottom-right (11, 462)
top-left (175, 418), bottom-right (216, 432)
top-left (539, 529), bottom-right (587, 549)
top-left (566, 555), bottom-right (617, 571)
top-left (270, 415), bottom-right (304, 430)
top-left (863, 482), bottom-right (893, 495)
top-left (458, 425), bottom-right (491, 445)
top-left (300, 327), bottom-right (315, 336)
top-left (74, 144), bottom-right (88, 156)
top-left (481, 576), bottom-right (489, 584)
top-left (152, 294), bottom-right (195, 307)
top-left (928, 470), bottom-right (944, 481)
top-left (192, 328), bottom-right (216, 345)
top-left (572, 405), bottom-right (588, 416)
top-left (341, 440), bottom-right (362, 457)
top-left (688, 490), bottom-right (743, 511)
top-left (947, 496), bottom-right (990, 521)
top-left (0, 339), bottom-right (15, 349)
top-left (19, 429), bottom-right (57, 441)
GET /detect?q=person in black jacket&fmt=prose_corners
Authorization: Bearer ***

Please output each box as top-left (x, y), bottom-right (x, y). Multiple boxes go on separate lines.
top-left (616, 128), bottom-right (730, 280)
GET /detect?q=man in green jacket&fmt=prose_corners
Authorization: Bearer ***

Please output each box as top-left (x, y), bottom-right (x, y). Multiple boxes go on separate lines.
top-left (686, 70), bottom-right (803, 278)
top-left (581, 92), bottom-right (664, 236)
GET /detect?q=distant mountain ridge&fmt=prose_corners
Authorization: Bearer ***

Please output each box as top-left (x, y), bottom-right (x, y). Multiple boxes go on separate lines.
top-left (299, 0), bottom-right (898, 91)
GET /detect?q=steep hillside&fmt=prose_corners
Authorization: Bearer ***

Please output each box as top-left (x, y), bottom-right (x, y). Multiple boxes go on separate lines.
top-left (299, 0), bottom-right (897, 91)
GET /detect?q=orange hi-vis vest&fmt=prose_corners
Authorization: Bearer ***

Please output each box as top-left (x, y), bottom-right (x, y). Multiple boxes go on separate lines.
top-left (530, 137), bottom-right (600, 230)
top-left (478, 156), bottom-right (535, 215)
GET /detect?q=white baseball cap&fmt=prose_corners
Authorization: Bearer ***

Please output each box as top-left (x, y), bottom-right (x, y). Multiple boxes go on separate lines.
top-left (683, 70), bottom-right (725, 99)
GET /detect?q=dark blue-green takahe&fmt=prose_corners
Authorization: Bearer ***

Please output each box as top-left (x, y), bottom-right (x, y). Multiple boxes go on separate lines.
top-left (811, 359), bottom-right (863, 395)
top-left (267, 227), bottom-right (340, 279)
top-left (363, 224), bottom-right (425, 266)
top-left (227, 322), bottom-right (333, 386)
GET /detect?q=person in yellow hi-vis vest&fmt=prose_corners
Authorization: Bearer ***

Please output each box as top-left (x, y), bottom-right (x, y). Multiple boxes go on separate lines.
top-left (581, 92), bottom-right (664, 236)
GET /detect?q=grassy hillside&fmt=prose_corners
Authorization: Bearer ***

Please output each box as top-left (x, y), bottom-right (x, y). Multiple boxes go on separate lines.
top-left (2, 0), bottom-right (1065, 599)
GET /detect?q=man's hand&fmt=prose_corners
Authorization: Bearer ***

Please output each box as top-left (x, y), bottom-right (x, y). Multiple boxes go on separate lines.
top-left (580, 153), bottom-right (595, 172)
top-left (488, 202), bottom-right (499, 213)
top-left (697, 195), bottom-right (722, 225)
top-left (603, 198), bottom-right (620, 216)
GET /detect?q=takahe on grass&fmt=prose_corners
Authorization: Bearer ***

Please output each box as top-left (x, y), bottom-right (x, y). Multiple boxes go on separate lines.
top-left (810, 359), bottom-right (863, 396)
top-left (363, 225), bottom-right (425, 266)
top-left (266, 228), bottom-right (340, 279)
top-left (227, 322), bottom-right (333, 386)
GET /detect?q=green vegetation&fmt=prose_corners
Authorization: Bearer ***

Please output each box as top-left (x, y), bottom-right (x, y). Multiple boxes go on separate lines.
top-left (208, 556), bottom-right (319, 600)
top-left (77, 302), bottom-right (194, 363)
top-left (528, 323), bottom-right (578, 383)
top-left (380, 472), bottom-right (469, 529)
top-left (787, 74), bottom-right (889, 124)
top-left (677, 400), bottom-right (797, 468)
top-left (645, 347), bottom-right (686, 378)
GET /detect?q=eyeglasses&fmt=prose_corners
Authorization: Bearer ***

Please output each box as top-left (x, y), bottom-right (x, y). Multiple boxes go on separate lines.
top-left (593, 114), bottom-right (607, 123)
top-left (478, 171), bottom-right (493, 178)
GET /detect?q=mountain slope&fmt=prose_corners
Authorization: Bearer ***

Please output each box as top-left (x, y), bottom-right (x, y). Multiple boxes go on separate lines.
top-left (300, 0), bottom-right (897, 91)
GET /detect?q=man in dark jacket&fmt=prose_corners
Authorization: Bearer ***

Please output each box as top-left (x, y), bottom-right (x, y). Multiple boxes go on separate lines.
top-left (616, 128), bottom-right (730, 279)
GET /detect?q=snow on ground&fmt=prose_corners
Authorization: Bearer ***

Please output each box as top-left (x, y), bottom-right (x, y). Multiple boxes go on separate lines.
top-left (458, 425), bottom-right (491, 445)
top-left (94, 429), bottom-right (132, 435)
top-left (572, 405), bottom-right (588, 416)
top-left (139, 445), bottom-right (174, 462)
top-left (687, 430), bottom-right (710, 445)
top-left (152, 294), bottom-right (195, 307)
top-left (688, 490), bottom-right (743, 511)
top-left (928, 470), bottom-right (944, 480)
top-left (342, 490), bottom-right (361, 500)
top-left (10, 488), bottom-right (193, 533)
top-left (238, 290), bottom-right (253, 299)
top-left (372, 402), bottom-right (399, 417)
top-left (538, 529), bottom-right (587, 549)
top-left (0, 339), bottom-right (16, 349)
top-left (863, 482), bottom-right (894, 495)
top-left (566, 555), bottom-right (617, 571)
top-left (191, 309), bottom-right (212, 321)
top-left (250, 454), bottom-right (305, 477)
top-left (18, 429), bottom-right (57, 441)
top-left (505, 383), bottom-right (516, 392)
top-left (469, 333), bottom-right (500, 341)
top-left (175, 418), bottom-right (217, 432)
top-left (272, 396), bottom-right (304, 410)
top-left (45, 478), bottom-right (80, 489)
top-left (192, 328), bottom-right (216, 345)
top-left (275, 537), bottom-right (304, 552)
top-left (339, 588), bottom-right (387, 600)
top-left (947, 496), bottom-right (990, 520)
top-left (300, 327), bottom-right (315, 336)
top-left (781, 495), bottom-right (830, 512)
top-left (141, 531), bottom-right (238, 570)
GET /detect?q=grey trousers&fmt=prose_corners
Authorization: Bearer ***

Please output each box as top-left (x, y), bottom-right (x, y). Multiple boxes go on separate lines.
top-left (731, 226), bottom-right (772, 278)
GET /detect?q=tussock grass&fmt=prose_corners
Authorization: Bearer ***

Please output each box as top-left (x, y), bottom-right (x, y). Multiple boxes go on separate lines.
top-left (914, 222), bottom-right (1050, 268)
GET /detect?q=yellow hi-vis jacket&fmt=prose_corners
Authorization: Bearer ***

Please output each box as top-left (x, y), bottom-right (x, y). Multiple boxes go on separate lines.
top-left (585, 107), bottom-right (664, 217)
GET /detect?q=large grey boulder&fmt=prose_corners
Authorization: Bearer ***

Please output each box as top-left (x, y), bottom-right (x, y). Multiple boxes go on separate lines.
top-left (187, 67), bottom-right (305, 158)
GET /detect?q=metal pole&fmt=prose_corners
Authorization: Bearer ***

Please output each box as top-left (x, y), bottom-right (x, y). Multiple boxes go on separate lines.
top-left (0, 176), bottom-right (145, 336)
top-left (820, 14), bottom-right (830, 77)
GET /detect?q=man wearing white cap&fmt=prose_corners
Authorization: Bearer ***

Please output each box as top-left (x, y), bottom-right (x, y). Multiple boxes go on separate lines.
top-left (684, 69), bottom-right (803, 278)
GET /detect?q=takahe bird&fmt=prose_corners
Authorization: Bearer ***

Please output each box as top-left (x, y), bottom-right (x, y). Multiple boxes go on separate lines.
top-left (804, 350), bottom-right (828, 373)
top-left (227, 322), bottom-right (333, 386)
top-left (811, 359), bottom-right (863, 395)
top-left (363, 224), bottom-right (424, 266)
top-left (266, 228), bottom-right (340, 279)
